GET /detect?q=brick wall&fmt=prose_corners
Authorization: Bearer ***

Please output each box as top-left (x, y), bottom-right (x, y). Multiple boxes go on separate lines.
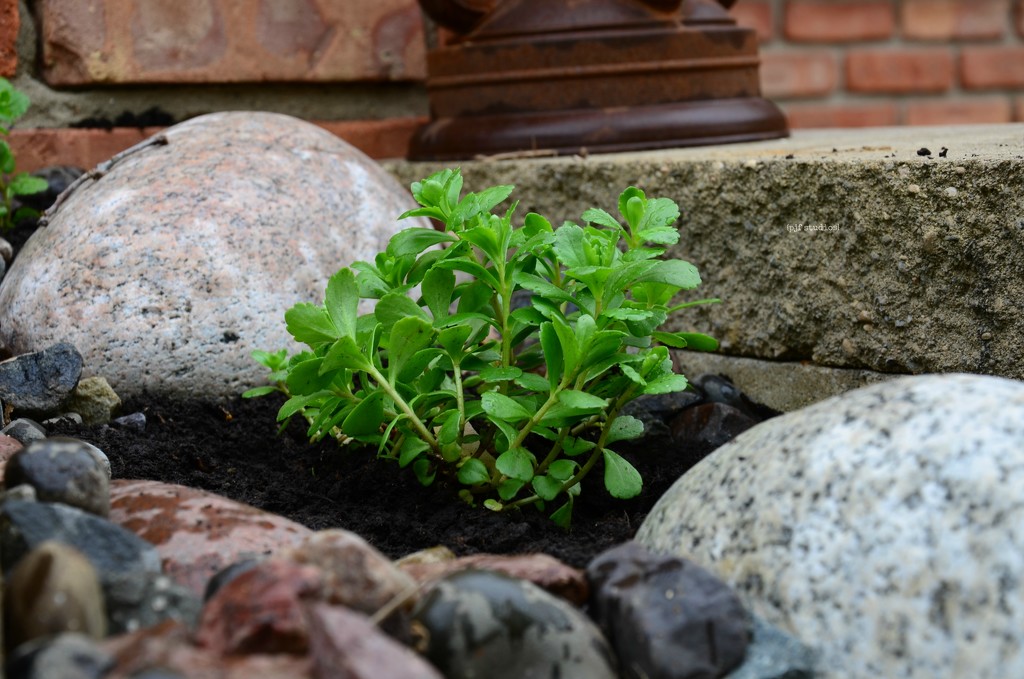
top-left (3, 0), bottom-right (1023, 171)
top-left (734, 0), bottom-right (1024, 127)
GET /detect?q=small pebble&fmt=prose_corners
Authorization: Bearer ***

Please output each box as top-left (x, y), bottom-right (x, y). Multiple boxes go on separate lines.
top-left (907, 184), bottom-right (921, 194)
top-left (2, 418), bottom-right (48, 445)
top-left (981, 332), bottom-right (993, 341)
top-left (943, 187), bottom-right (958, 198)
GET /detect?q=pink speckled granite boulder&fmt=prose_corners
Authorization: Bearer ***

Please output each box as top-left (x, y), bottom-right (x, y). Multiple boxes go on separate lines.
top-left (108, 479), bottom-right (313, 597)
top-left (0, 112), bottom-right (427, 400)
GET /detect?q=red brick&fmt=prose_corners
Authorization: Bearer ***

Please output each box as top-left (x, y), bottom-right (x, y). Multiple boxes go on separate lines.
top-left (731, 0), bottom-right (774, 42)
top-left (0, 0), bottom-right (17, 77)
top-left (784, 1), bottom-right (895, 42)
top-left (902, 0), bottom-right (1008, 40)
top-left (38, 0), bottom-right (427, 86)
top-left (1017, 96), bottom-right (1024, 122)
top-left (7, 117), bottom-right (427, 172)
top-left (783, 102), bottom-right (899, 128)
top-left (846, 49), bottom-right (955, 93)
top-left (760, 51), bottom-right (838, 98)
top-left (961, 47), bottom-right (1024, 89)
top-left (1018, 0), bottom-right (1024, 37)
top-left (905, 98), bottom-right (1012, 126)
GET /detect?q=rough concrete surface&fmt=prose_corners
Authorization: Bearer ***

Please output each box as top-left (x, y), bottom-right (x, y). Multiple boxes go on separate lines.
top-left (389, 125), bottom-right (1024, 380)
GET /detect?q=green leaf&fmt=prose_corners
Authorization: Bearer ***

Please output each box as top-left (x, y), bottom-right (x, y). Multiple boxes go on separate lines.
top-left (242, 386), bottom-right (278, 398)
top-left (325, 269), bottom-right (359, 339)
top-left (548, 459), bottom-right (577, 481)
top-left (375, 292), bottom-right (431, 333)
top-left (552, 224), bottom-right (589, 270)
top-left (514, 372), bottom-right (550, 393)
top-left (637, 197), bottom-right (680, 232)
top-left (387, 228), bottom-right (456, 257)
top-left (496, 448), bottom-right (534, 482)
top-left (457, 458), bottom-right (490, 485)
top-left (636, 260), bottom-right (701, 290)
top-left (618, 187), bottom-right (645, 227)
top-left (388, 316), bottom-right (435, 382)
top-left (558, 390), bottom-right (607, 411)
top-left (551, 319), bottom-right (579, 380)
top-left (0, 141), bottom-right (14, 173)
top-left (399, 437), bottom-right (431, 468)
top-left (413, 459), bottom-right (436, 486)
top-left (512, 272), bottom-right (577, 307)
top-left (581, 207), bottom-right (622, 230)
top-left (479, 366), bottom-right (522, 383)
top-left (562, 437), bottom-right (595, 457)
top-left (674, 332), bottom-right (719, 352)
top-left (550, 500), bottom-right (573, 529)
top-left (481, 392), bottom-right (532, 423)
top-left (644, 374), bottom-right (689, 395)
top-left (8, 174), bottom-right (48, 196)
top-left (438, 324), bottom-right (473, 357)
top-left (0, 83), bottom-right (29, 123)
top-left (437, 410), bottom-right (462, 445)
top-left (532, 474), bottom-right (562, 501)
top-left (483, 499), bottom-right (504, 512)
top-left (277, 393), bottom-right (320, 421)
top-left (432, 258), bottom-right (500, 291)
top-left (606, 415), bottom-right (645, 444)
top-left (321, 336), bottom-right (372, 372)
top-left (422, 267), bottom-right (455, 321)
top-left (652, 331), bottom-right (689, 349)
top-left (637, 226), bottom-right (679, 245)
top-left (398, 348), bottom-right (443, 384)
top-left (472, 184), bottom-right (515, 214)
top-left (285, 303), bottom-right (338, 345)
top-left (342, 392), bottom-right (385, 436)
top-left (603, 449), bottom-right (642, 499)
top-left (498, 478), bottom-right (525, 501)
top-left (286, 358), bottom-right (329, 395)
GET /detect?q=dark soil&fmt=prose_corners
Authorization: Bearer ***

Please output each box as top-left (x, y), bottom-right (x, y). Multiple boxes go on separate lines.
top-left (50, 392), bottom-right (723, 568)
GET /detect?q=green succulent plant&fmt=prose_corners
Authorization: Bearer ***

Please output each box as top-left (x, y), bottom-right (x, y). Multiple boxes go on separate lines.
top-left (0, 78), bottom-right (48, 232)
top-left (248, 169), bottom-right (718, 527)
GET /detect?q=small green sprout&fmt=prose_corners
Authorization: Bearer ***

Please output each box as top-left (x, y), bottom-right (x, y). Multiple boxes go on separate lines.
top-left (0, 78), bottom-right (48, 232)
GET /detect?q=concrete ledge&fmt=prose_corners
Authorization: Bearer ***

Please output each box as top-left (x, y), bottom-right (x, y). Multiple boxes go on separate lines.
top-left (672, 350), bottom-right (895, 412)
top-left (387, 124), bottom-right (1024, 381)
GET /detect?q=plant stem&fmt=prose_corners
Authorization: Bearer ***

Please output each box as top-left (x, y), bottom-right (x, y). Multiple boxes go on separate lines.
top-left (364, 364), bottom-right (440, 453)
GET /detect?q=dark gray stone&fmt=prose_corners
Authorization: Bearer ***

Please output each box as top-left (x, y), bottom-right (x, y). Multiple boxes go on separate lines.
top-left (112, 412), bottom-right (146, 432)
top-left (1, 418), bottom-right (47, 445)
top-left (0, 343), bottom-right (83, 417)
top-left (671, 402), bottom-right (759, 450)
top-left (0, 500), bottom-right (162, 634)
top-left (107, 572), bottom-right (202, 635)
top-left (414, 569), bottom-right (617, 679)
top-left (4, 437), bottom-right (111, 516)
top-left (726, 615), bottom-right (818, 679)
top-left (620, 390), bottom-right (705, 444)
top-left (5, 633), bottom-right (112, 679)
top-left (587, 541), bottom-right (750, 679)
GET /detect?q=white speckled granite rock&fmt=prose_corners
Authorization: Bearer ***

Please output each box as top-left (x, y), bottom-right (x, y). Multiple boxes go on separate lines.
top-left (636, 374), bottom-right (1024, 679)
top-left (0, 112), bottom-right (426, 400)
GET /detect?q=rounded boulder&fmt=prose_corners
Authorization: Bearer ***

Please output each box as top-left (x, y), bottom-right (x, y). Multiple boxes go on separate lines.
top-left (637, 374), bottom-right (1024, 679)
top-left (0, 112), bottom-right (426, 400)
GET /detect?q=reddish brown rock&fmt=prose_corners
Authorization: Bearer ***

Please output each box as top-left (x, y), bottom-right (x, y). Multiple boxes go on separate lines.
top-left (196, 559), bottom-right (326, 656)
top-left (398, 553), bottom-right (590, 606)
top-left (0, 0), bottom-right (17, 77)
top-left (108, 479), bottom-right (312, 596)
top-left (103, 620), bottom-right (314, 678)
top-left (305, 603), bottom-right (444, 679)
top-left (0, 432), bottom-right (24, 483)
top-left (285, 529), bottom-right (416, 615)
top-left (39, 0), bottom-right (426, 85)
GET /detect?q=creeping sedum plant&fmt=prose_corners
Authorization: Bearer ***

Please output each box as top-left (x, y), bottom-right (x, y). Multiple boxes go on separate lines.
top-left (248, 169), bottom-right (718, 527)
top-left (0, 78), bottom-right (48, 232)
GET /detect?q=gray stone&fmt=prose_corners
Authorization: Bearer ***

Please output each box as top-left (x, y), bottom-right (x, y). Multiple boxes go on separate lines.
top-left (670, 402), bottom-right (759, 450)
top-left (0, 343), bottom-right (82, 417)
top-left (413, 569), bottom-right (617, 679)
top-left (111, 412), bottom-right (146, 432)
top-left (726, 615), bottom-right (818, 679)
top-left (4, 437), bottom-right (111, 516)
top-left (0, 112), bottom-right (428, 400)
top-left (619, 390), bottom-right (704, 446)
top-left (65, 376), bottom-right (121, 426)
top-left (0, 483), bottom-right (36, 503)
top-left (0, 500), bottom-right (162, 632)
top-left (3, 541), bottom-right (107, 652)
top-left (42, 412), bottom-right (83, 427)
top-left (389, 125), bottom-right (1024, 380)
top-left (5, 633), bottom-right (112, 679)
top-left (105, 572), bottom-right (202, 636)
top-left (636, 374), bottom-right (1024, 679)
top-left (1, 418), bottom-right (47, 445)
top-left (587, 541), bottom-right (750, 679)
